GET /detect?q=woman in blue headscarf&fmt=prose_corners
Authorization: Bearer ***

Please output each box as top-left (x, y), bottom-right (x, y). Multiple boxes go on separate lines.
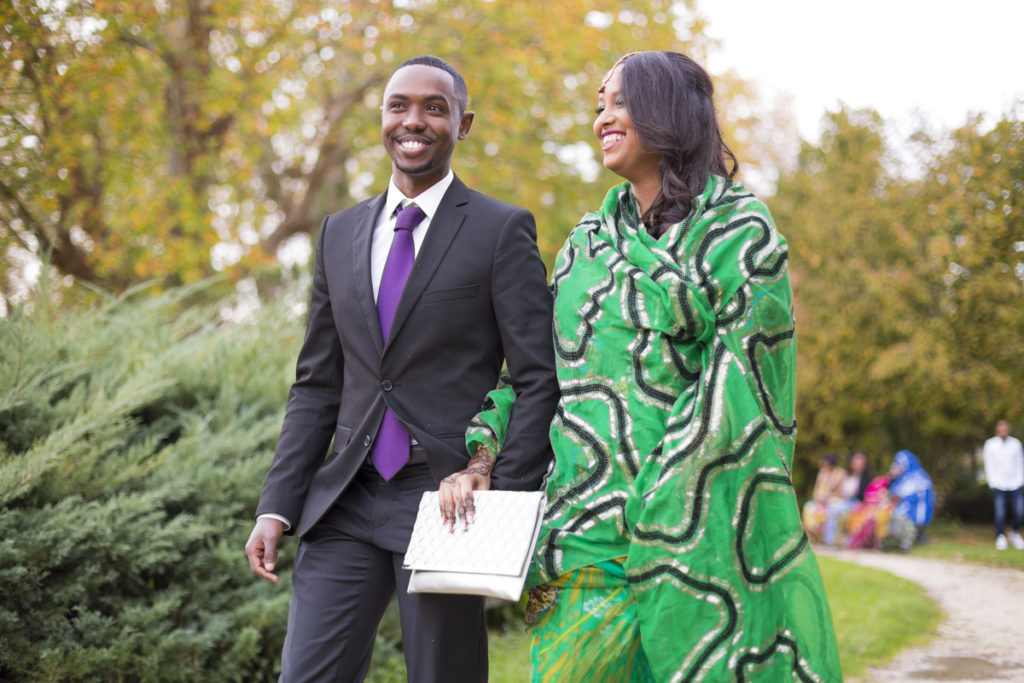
top-left (887, 450), bottom-right (935, 551)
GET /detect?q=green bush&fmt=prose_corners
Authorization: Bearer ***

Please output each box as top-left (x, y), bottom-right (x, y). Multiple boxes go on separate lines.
top-left (940, 464), bottom-right (993, 524)
top-left (0, 280), bottom-right (307, 680)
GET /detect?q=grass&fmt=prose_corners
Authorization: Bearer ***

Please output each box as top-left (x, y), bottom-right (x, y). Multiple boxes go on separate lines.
top-left (489, 626), bottom-right (533, 681)
top-left (817, 554), bottom-right (940, 680)
top-left (913, 520), bottom-right (1024, 569)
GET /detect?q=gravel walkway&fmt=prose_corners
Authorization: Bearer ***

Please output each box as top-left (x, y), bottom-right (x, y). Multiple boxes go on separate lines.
top-left (820, 549), bottom-right (1024, 682)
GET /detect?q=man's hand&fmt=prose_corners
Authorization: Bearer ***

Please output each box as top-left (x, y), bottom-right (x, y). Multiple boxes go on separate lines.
top-left (439, 446), bottom-right (495, 532)
top-left (245, 517), bottom-right (286, 583)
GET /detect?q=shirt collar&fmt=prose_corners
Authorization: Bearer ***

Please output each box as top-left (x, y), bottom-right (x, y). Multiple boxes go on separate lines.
top-left (383, 170), bottom-right (455, 223)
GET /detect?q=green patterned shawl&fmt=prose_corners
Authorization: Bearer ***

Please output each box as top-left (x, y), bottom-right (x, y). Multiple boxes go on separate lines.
top-left (470, 176), bottom-right (840, 681)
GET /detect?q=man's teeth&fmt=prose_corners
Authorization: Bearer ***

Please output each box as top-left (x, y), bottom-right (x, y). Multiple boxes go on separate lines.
top-left (400, 140), bottom-right (426, 151)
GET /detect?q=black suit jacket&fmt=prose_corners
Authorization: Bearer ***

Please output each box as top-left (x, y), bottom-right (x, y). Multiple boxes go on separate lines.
top-left (256, 176), bottom-right (558, 537)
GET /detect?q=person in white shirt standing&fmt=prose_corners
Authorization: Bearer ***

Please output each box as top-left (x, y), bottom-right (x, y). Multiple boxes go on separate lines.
top-left (983, 420), bottom-right (1024, 550)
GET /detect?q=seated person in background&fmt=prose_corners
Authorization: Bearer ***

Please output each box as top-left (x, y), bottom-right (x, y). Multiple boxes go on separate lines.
top-left (845, 475), bottom-right (892, 549)
top-left (823, 451), bottom-right (872, 546)
top-left (802, 452), bottom-right (846, 541)
top-left (885, 449), bottom-right (935, 552)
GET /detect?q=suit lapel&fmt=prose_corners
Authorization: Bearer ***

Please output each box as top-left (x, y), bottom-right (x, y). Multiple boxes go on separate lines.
top-left (385, 177), bottom-right (471, 349)
top-left (352, 193), bottom-right (387, 353)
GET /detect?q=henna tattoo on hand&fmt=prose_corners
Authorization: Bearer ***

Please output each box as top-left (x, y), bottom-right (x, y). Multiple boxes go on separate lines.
top-left (463, 463), bottom-right (492, 478)
top-left (441, 449), bottom-right (495, 487)
top-left (439, 450), bottom-right (495, 529)
top-left (467, 450), bottom-right (495, 476)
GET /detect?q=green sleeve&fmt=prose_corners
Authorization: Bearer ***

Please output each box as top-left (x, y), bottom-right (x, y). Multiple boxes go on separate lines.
top-left (465, 373), bottom-right (515, 459)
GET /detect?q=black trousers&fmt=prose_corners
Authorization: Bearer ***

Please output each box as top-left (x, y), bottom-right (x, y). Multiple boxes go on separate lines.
top-left (279, 462), bottom-right (487, 683)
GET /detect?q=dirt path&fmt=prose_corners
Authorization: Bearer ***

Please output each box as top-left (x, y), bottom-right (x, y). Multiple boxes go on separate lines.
top-left (820, 549), bottom-right (1024, 681)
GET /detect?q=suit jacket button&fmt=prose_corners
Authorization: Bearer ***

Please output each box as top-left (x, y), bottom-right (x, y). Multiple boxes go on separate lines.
top-left (363, 435), bottom-right (372, 447)
top-left (381, 380), bottom-right (393, 391)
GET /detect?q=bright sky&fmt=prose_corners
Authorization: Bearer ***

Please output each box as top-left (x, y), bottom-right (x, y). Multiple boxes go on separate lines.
top-left (701, 0), bottom-right (1024, 142)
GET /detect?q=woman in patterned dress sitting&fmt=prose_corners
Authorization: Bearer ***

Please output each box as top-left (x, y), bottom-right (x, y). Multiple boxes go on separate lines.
top-left (802, 451), bottom-right (847, 542)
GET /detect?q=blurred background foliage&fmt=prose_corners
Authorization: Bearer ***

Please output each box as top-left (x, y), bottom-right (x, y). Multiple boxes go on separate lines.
top-left (2, 0), bottom-right (1023, 678)
top-left (2, 0), bottom-right (777, 292)
top-left (774, 107), bottom-right (1024, 497)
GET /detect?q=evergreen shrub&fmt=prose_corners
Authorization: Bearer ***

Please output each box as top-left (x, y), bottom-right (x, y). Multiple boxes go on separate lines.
top-left (0, 281), bottom-right (305, 680)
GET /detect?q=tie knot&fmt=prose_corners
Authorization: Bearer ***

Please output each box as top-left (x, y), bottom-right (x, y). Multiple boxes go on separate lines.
top-left (395, 204), bottom-right (427, 232)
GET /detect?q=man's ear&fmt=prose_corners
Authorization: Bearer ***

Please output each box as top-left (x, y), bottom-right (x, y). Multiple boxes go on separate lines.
top-left (458, 111), bottom-right (474, 140)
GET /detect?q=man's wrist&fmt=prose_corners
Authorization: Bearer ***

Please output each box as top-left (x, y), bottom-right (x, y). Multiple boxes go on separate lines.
top-left (257, 513), bottom-right (291, 532)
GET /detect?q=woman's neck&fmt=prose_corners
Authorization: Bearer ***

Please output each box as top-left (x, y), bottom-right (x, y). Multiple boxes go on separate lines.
top-left (630, 173), bottom-right (661, 216)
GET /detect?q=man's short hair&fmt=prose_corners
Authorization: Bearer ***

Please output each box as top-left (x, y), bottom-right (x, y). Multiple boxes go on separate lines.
top-left (397, 55), bottom-right (469, 114)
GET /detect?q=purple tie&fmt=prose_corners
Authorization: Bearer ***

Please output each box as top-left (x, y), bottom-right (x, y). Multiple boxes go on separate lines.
top-left (372, 203), bottom-right (427, 480)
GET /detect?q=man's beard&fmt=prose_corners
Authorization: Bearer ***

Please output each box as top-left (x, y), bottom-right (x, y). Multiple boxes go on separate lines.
top-left (395, 159), bottom-right (435, 176)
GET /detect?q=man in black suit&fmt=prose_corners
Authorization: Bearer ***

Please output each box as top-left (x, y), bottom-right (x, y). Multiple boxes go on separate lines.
top-left (244, 55), bottom-right (558, 682)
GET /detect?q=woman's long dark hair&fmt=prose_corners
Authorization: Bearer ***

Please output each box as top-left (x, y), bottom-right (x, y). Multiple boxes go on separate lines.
top-left (618, 51), bottom-right (738, 232)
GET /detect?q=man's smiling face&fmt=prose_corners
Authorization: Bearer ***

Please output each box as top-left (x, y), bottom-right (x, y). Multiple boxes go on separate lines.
top-left (381, 64), bottom-right (473, 196)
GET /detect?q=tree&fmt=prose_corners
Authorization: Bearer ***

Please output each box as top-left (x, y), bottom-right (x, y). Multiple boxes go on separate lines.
top-left (773, 106), bottom-right (1024, 496)
top-left (2, 0), bottom-right (776, 296)
top-left (915, 111), bottom-right (1024, 436)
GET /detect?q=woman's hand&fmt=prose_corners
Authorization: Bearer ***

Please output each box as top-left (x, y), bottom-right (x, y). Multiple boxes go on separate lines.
top-left (439, 445), bottom-right (495, 531)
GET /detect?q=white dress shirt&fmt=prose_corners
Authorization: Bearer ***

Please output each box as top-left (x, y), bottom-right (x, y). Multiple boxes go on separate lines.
top-left (371, 171), bottom-right (454, 299)
top-left (983, 435), bottom-right (1024, 491)
top-left (259, 171), bottom-right (455, 532)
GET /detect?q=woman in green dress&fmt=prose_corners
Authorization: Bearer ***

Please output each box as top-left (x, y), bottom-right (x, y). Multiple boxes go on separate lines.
top-left (464, 51), bottom-right (840, 681)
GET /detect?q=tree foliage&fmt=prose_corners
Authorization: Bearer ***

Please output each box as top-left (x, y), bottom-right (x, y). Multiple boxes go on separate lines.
top-left (774, 106), bottom-right (1024, 495)
top-left (0, 278), bottom-right (300, 679)
top-left (1, 0), bottom-right (772, 295)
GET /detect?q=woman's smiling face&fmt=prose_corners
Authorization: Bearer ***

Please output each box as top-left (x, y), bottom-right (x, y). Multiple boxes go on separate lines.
top-left (592, 65), bottom-right (661, 186)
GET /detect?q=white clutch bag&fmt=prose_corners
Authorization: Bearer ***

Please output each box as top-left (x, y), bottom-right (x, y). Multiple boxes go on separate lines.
top-left (403, 490), bottom-right (546, 601)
